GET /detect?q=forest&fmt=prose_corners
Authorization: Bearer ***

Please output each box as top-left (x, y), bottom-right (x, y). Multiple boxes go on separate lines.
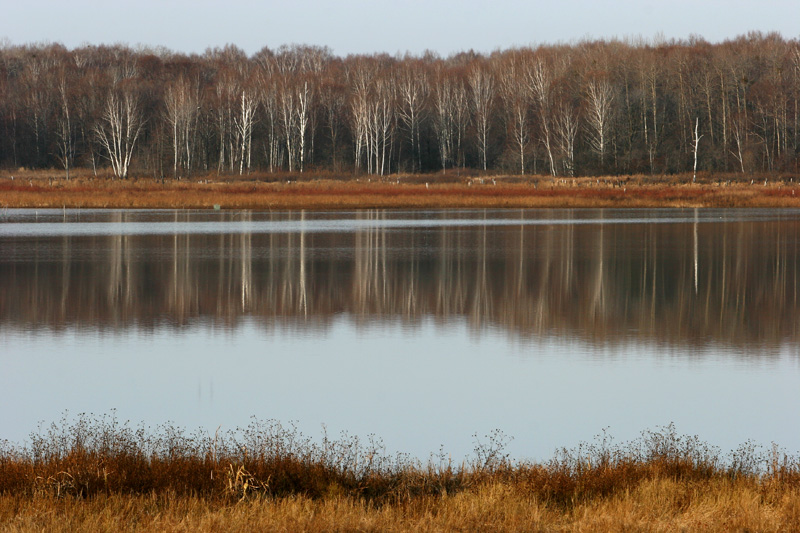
top-left (0, 32), bottom-right (798, 180)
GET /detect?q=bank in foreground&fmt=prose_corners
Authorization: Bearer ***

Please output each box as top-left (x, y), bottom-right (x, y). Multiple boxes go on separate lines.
top-left (1, 416), bottom-right (798, 531)
top-left (3, 172), bottom-right (800, 209)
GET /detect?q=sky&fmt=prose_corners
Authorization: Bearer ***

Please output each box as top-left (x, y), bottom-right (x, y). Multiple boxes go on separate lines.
top-left (2, 0), bottom-right (799, 58)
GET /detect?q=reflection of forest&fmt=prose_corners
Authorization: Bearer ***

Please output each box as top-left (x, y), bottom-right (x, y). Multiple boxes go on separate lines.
top-left (2, 210), bottom-right (799, 348)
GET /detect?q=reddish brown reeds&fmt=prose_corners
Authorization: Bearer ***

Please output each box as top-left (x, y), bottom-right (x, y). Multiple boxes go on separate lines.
top-left (2, 169), bottom-right (800, 210)
top-left (1, 415), bottom-right (799, 531)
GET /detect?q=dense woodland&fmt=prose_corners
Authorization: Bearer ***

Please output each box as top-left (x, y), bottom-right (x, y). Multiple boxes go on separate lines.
top-left (1, 33), bottom-right (799, 179)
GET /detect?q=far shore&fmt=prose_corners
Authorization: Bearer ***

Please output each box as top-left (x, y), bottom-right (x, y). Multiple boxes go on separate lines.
top-left (3, 169), bottom-right (800, 210)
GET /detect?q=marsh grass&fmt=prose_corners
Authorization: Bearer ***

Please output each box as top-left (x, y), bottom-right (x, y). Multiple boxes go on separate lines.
top-left (1, 415), bottom-right (799, 531)
top-left (2, 170), bottom-right (800, 210)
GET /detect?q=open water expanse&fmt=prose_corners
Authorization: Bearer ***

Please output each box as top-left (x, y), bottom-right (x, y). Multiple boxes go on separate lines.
top-left (1, 208), bottom-right (799, 460)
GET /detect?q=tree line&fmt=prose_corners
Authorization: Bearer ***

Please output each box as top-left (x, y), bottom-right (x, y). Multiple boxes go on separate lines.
top-left (1, 32), bottom-right (798, 179)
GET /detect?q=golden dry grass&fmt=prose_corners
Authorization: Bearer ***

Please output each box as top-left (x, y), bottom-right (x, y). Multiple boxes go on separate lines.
top-left (2, 170), bottom-right (800, 209)
top-left (2, 479), bottom-right (799, 532)
top-left (1, 416), bottom-right (799, 531)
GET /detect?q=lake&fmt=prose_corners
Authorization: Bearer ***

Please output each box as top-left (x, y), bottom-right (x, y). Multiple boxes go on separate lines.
top-left (1, 208), bottom-right (799, 461)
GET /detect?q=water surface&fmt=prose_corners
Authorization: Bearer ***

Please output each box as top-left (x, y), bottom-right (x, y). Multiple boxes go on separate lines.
top-left (2, 208), bottom-right (799, 460)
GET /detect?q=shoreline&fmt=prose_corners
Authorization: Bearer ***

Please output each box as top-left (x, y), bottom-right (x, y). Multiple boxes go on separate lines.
top-left (3, 172), bottom-right (800, 210)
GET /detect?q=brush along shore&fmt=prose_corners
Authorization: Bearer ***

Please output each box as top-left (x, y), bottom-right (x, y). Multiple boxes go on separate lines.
top-left (1, 416), bottom-right (798, 531)
top-left (2, 169), bottom-right (800, 210)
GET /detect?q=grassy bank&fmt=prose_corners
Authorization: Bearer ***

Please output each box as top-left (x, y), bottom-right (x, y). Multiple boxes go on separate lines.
top-left (1, 415), bottom-right (798, 531)
top-left (3, 169), bottom-right (800, 210)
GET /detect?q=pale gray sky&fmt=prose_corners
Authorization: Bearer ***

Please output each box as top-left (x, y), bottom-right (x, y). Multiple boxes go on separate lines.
top-left (2, 0), bottom-right (798, 57)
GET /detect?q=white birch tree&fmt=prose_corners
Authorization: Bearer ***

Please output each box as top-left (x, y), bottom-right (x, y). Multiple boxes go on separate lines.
top-left (499, 55), bottom-right (529, 174)
top-left (397, 61), bottom-right (428, 172)
top-left (452, 76), bottom-right (470, 168)
top-left (295, 79), bottom-right (314, 173)
top-left (254, 55), bottom-right (283, 172)
top-left (235, 87), bottom-right (258, 174)
top-left (278, 78), bottom-right (298, 171)
top-left (164, 75), bottom-right (200, 178)
top-left (348, 59), bottom-right (375, 172)
top-left (692, 117), bottom-right (703, 182)
top-left (94, 84), bottom-right (144, 179)
top-left (468, 63), bottom-right (495, 171)
top-left (554, 103), bottom-right (579, 176)
top-left (213, 68), bottom-right (240, 173)
top-left (370, 74), bottom-right (395, 175)
top-left (54, 72), bottom-right (75, 180)
top-left (585, 78), bottom-right (614, 168)
top-left (433, 67), bottom-right (457, 170)
top-left (527, 58), bottom-right (557, 175)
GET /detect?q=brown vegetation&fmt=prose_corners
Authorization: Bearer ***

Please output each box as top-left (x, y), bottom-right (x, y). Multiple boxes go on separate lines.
top-left (2, 35), bottom-right (800, 181)
top-left (1, 415), bottom-right (799, 531)
top-left (3, 171), bottom-right (800, 209)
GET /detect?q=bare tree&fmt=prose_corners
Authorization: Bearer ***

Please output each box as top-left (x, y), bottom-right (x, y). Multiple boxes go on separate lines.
top-left (235, 86), bottom-right (258, 174)
top-left (212, 68), bottom-right (239, 173)
top-left (451, 73), bottom-right (470, 168)
top-left (164, 75), bottom-right (200, 178)
top-left (348, 62), bottom-right (396, 176)
top-left (295, 78), bottom-right (313, 172)
top-left (21, 52), bottom-right (56, 167)
top-left (275, 73), bottom-right (315, 172)
top-left (468, 62), bottom-right (495, 171)
top-left (94, 83), bottom-right (145, 179)
top-left (793, 45), bottom-right (800, 154)
top-left (397, 60), bottom-right (428, 172)
top-left (639, 51), bottom-right (662, 173)
top-left (261, 84), bottom-right (281, 171)
top-left (499, 54), bottom-right (529, 174)
top-left (372, 73), bottom-right (396, 175)
top-left (274, 44), bottom-right (328, 169)
top-left (692, 117), bottom-right (703, 182)
top-left (74, 67), bottom-right (106, 176)
top-left (585, 78), bottom-right (614, 169)
top-left (527, 58), bottom-right (557, 175)
top-left (433, 66), bottom-right (456, 170)
top-left (254, 55), bottom-right (282, 171)
top-left (277, 76), bottom-right (298, 171)
top-left (730, 110), bottom-right (747, 173)
top-left (319, 77), bottom-right (346, 171)
top-left (554, 102), bottom-right (579, 176)
top-left (347, 58), bottom-right (375, 172)
top-left (54, 69), bottom-right (76, 180)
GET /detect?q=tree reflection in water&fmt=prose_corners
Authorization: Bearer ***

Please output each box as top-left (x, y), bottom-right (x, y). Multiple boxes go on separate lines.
top-left (2, 208), bottom-right (799, 353)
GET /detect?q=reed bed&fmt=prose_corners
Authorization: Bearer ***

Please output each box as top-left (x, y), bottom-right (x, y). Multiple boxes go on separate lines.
top-left (2, 170), bottom-right (800, 210)
top-left (1, 415), bottom-right (799, 531)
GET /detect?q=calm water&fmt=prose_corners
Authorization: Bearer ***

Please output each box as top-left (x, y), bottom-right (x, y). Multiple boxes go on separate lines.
top-left (1, 208), bottom-right (799, 460)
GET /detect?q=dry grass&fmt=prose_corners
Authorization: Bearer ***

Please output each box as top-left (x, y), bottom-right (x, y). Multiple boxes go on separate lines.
top-left (3, 169), bottom-right (800, 209)
top-left (3, 481), bottom-right (799, 532)
top-left (1, 415), bottom-right (799, 531)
